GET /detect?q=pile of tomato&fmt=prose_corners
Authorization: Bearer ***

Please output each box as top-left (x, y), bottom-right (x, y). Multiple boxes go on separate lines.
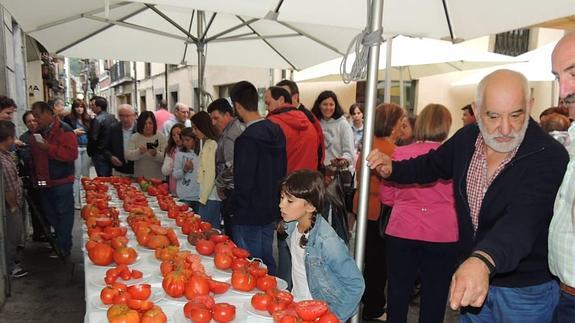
top-left (106, 303), bottom-right (167, 323)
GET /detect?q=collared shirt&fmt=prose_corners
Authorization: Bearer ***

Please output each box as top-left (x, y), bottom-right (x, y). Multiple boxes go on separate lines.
top-left (245, 118), bottom-right (264, 128)
top-left (122, 127), bottom-right (133, 157)
top-left (0, 149), bottom-right (23, 208)
top-left (466, 135), bottom-right (519, 232)
top-left (549, 122), bottom-right (575, 286)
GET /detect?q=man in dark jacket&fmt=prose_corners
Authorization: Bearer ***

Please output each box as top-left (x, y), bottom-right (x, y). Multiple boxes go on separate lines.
top-left (230, 81), bottom-right (286, 275)
top-left (104, 104), bottom-right (136, 176)
top-left (30, 101), bottom-right (78, 258)
top-left (88, 96), bottom-right (117, 176)
top-left (367, 69), bottom-right (568, 322)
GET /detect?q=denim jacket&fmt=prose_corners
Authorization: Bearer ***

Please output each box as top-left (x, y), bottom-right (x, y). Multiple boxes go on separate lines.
top-left (286, 214), bottom-right (365, 321)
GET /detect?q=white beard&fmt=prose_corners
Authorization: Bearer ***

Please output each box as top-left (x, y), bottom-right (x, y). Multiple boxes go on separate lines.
top-left (477, 115), bottom-right (529, 153)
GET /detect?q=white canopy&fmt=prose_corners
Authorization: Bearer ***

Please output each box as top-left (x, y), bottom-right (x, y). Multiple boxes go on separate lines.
top-left (452, 41), bottom-right (558, 85)
top-left (0, 0), bottom-right (360, 70)
top-left (293, 35), bottom-right (518, 82)
top-left (129, 0), bottom-right (575, 41)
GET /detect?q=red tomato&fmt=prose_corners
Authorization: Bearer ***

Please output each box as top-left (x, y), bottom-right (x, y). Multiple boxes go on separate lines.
top-left (231, 247), bottom-right (250, 259)
top-left (212, 303), bottom-right (236, 322)
top-left (295, 300), bottom-right (329, 320)
top-left (248, 260), bottom-right (268, 278)
top-left (107, 304), bottom-right (140, 323)
top-left (112, 290), bottom-right (131, 305)
top-left (208, 279), bottom-right (231, 294)
top-left (199, 221), bottom-right (212, 232)
top-left (317, 311), bottom-right (340, 323)
top-left (251, 292), bottom-right (273, 311)
top-left (187, 294), bottom-right (215, 309)
top-left (209, 234), bottom-right (229, 244)
top-left (141, 306), bottom-right (168, 323)
top-left (126, 299), bottom-right (153, 311)
top-left (162, 271), bottom-right (187, 298)
top-left (231, 269), bottom-right (256, 292)
top-left (166, 228), bottom-right (180, 247)
top-left (195, 239), bottom-right (215, 256)
top-left (267, 298), bottom-right (288, 315)
top-left (113, 247), bottom-right (138, 265)
top-left (127, 283), bottom-right (151, 300)
top-left (184, 275), bottom-right (210, 300)
top-left (230, 258), bottom-right (249, 271)
top-left (214, 241), bottom-right (235, 255)
top-left (256, 275), bottom-right (277, 291)
top-left (88, 243), bottom-right (114, 266)
top-left (187, 303), bottom-right (212, 323)
top-left (131, 269), bottom-right (143, 279)
top-left (214, 252), bottom-right (233, 270)
top-left (100, 286), bottom-right (119, 305)
top-left (266, 288), bottom-right (294, 305)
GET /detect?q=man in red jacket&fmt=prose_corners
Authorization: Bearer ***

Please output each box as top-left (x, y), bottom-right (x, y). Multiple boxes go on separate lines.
top-left (30, 101), bottom-right (78, 258)
top-left (265, 86), bottom-right (320, 173)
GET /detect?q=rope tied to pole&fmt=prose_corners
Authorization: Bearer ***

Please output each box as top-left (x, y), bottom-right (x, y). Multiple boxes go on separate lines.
top-left (340, 28), bottom-right (383, 84)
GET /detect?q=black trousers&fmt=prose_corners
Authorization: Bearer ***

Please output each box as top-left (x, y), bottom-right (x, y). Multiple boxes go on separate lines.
top-left (26, 186), bottom-right (49, 239)
top-left (361, 219), bottom-right (387, 318)
top-left (386, 235), bottom-right (459, 323)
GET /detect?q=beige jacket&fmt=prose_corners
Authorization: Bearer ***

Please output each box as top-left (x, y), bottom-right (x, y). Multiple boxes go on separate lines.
top-left (197, 139), bottom-right (217, 204)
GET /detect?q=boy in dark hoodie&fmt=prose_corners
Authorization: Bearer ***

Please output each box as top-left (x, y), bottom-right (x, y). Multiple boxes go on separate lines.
top-left (230, 81), bottom-right (287, 275)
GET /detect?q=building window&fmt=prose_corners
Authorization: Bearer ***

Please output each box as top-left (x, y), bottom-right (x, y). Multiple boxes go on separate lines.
top-left (156, 94), bottom-right (163, 107)
top-left (140, 95), bottom-right (146, 112)
top-left (170, 91), bottom-right (178, 106)
top-left (145, 63), bottom-right (151, 78)
top-left (356, 80), bottom-right (417, 115)
top-left (494, 29), bottom-right (530, 57)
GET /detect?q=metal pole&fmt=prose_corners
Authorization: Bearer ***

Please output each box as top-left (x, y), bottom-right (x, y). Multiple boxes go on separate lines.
top-left (132, 61), bottom-right (138, 112)
top-left (351, 0), bottom-right (384, 322)
top-left (399, 66), bottom-right (405, 107)
top-left (384, 36), bottom-right (393, 103)
top-left (197, 10), bottom-right (206, 111)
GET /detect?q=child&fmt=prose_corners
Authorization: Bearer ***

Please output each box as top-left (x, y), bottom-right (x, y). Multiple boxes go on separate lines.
top-left (172, 127), bottom-right (200, 211)
top-left (279, 169), bottom-right (365, 321)
top-left (162, 123), bottom-right (185, 195)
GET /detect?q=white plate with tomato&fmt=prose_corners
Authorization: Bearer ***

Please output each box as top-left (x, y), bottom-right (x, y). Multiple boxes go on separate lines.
top-left (90, 286), bottom-right (163, 310)
top-left (172, 296), bottom-right (247, 323)
top-left (87, 270), bottom-right (150, 288)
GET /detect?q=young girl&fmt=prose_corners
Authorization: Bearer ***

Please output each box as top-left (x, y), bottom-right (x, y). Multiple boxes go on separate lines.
top-left (191, 111), bottom-right (221, 229)
top-left (162, 123), bottom-right (185, 196)
top-left (279, 169), bottom-right (365, 321)
top-left (172, 127), bottom-right (200, 211)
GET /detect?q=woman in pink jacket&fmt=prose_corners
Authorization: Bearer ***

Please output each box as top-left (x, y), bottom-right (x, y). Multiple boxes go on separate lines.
top-left (380, 103), bottom-right (459, 323)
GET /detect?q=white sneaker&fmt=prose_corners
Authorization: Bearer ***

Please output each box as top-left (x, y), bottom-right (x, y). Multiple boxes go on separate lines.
top-left (11, 265), bottom-right (29, 278)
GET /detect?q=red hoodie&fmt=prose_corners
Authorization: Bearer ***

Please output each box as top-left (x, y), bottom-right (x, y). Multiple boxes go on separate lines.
top-left (267, 105), bottom-right (321, 173)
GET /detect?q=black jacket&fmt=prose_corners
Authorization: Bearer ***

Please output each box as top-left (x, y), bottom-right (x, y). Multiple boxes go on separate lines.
top-left (103, 122), bottom-right (135, 175)
top-left (388, 119), bottom-right (568, 287)
top-left (233, 119), bottom-right (286, 225)
top-left (87, 111), bottom-right (117, 157)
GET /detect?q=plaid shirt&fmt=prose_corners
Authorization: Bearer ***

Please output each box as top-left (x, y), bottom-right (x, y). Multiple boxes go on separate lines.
top-left (0, 149), bottom-right (23, 208)
top-left (466, 136), bottom-right (518, 232)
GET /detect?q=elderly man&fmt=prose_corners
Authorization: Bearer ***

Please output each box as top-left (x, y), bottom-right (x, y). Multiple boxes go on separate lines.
top-left (162, 102), bottom-right (191, 136)
top-left (49, 98), bottom-right (66, 119)
top-left (549, 31), bottom-right (575, 322)
top-left (367, 69), bottom-right (568, 322)
top-left (207, 98), bottom-right (244, 238)
top-left (104, 104), bottom-right (136, 177)
top-left (30, 101), bottom-right (78, 258)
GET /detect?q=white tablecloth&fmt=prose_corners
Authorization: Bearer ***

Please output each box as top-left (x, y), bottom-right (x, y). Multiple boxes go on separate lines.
top-left (82, 187), bottom-right (272, 323)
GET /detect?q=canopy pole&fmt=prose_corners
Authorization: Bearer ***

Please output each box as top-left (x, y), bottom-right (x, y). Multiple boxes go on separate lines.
top-left (197, 10), bottom-right (206, 111)
top-left (351, 0), bottom-right (384, 322)
top-left (399, 66), bottom-right (405, 108)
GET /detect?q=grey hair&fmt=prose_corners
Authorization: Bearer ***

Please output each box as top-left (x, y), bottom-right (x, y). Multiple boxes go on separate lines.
top-left (174, 102), bottom-right (189, 112)
top-left (475, 69), bottom-right (530, 111)
top-left (117, 104), bottom-right (136, 114)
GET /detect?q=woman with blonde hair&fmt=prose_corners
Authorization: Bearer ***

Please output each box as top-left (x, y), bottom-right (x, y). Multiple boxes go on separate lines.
top-left (381, 103), bottom-right (459, 323)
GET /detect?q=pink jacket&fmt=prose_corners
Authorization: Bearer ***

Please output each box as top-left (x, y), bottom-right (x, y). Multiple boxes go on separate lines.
top-left (380, 142), bottom-right (458, 242)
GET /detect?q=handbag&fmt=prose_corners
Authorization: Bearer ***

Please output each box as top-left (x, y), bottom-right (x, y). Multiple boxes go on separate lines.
top-left (378, 203), bottom-right (393, 238)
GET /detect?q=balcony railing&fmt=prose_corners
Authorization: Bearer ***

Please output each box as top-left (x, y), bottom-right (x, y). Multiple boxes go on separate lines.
top-left (110, 61), bottom-right (132, 83)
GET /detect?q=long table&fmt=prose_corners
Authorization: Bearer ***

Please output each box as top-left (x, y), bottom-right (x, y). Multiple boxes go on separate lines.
top-left (82, 186), bottom-right (273, 323)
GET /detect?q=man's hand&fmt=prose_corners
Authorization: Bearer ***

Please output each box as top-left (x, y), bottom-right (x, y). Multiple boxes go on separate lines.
top-left (449, 253), bottom-right (492, 310)
top-left (14, 139), bottom-right (26, 147)
top-left (35, 140), bottom-right (50, 150)
top-left (111, 156), bottom-right (123, 167)
top-left (366, 149), bottom-right (392, 178)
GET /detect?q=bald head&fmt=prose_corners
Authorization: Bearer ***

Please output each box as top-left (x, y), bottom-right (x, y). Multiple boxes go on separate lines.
top-left (552, 32), bottom-right (575, 118)
top-left (117, 104), bottom-right (136, 129)
top-left (475, 69), bottom-right (530, 112)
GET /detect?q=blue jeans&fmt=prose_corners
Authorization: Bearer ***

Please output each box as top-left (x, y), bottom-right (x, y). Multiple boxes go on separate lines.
top-left (460, 280), bottom-right (559, 323)
top-left (40, 183), bottom-right (74, 253)
top-left (554, 289), bottom-right (575, 323)
top-left (198, 200), bottom-right (221, 230)
top-left (232, 223), bottom-right (276, 275)
top-left (92, 153), bottom-right (111, 177)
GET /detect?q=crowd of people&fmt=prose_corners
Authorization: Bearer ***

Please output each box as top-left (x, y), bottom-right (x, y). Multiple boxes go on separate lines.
top-left (1, 31), bottom-right (575, 322)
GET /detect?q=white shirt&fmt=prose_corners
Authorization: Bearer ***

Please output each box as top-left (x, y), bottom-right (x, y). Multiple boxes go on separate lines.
top-left (122, 128), bottom-right (132, 158)
top-left (549, 122), bottom-right (575, 286)
top-left (290, 228), bottom-right (313, 301)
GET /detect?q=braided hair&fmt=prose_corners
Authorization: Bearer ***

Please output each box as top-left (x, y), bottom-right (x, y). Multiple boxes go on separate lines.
top-left (280, 170), bottom-right (325, 248)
